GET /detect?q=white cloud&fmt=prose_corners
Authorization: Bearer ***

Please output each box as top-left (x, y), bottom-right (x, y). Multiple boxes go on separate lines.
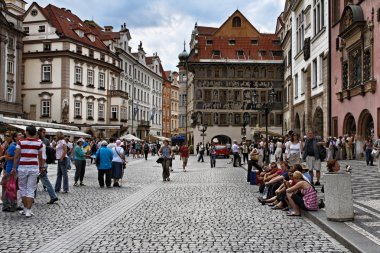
top-left (28, 0), bottom-right (284, 70)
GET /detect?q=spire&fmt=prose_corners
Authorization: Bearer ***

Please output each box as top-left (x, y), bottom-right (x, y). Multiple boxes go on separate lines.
top-left (178, 40), bottom-right (189, 62)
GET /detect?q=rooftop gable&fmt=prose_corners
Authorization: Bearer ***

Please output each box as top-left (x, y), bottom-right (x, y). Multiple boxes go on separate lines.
top-left (213, 10), bottom-right (260, 38)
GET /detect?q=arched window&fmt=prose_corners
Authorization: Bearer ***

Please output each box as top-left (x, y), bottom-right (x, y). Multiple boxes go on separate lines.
top-left (232, 17), bottom-right (241, 27)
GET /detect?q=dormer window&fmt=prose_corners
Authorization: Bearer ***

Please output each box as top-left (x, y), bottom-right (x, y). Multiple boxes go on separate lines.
top-left (229, 39), bottom-right (236, 45)
top-left (38, 25), bottom-right (45, 32)
top-left (236, 50), bottom-right (244, 58)
top-left (75, 29), bottom-right (84, 38)
top-left (272, 39), bottom-right (281, 45)
top-left (251, 39), bottom-right (258, 45)
top-left (87, 34), bottom-right (95, 42)
top-left (76, 45), bottom-right (82, 54)
top-left (206, 40), bottom-right (213, 45)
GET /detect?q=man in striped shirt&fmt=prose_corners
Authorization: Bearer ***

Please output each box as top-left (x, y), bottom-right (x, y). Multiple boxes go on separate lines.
top-left (12, 125), bottom-right (43, 217)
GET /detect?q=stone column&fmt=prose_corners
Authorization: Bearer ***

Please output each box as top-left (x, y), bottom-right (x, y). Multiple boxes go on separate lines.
top-left (304, 66), bottom-right (312, 133)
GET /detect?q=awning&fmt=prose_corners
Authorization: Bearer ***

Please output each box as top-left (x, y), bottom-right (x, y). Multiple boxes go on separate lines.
top-left (8, 124), bottom-right (90, 138)
top-left (119, 134), bottom-right (141, 141)
top-left (92, 125), bottom-right (121, 130)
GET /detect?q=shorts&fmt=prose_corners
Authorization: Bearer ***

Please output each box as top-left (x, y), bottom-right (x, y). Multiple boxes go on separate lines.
top-left (181, 157), bottom-right (188, 167)
top-left (291, 191), bottom-right (308, 211)
top-left (306, 156), bottom-right (321, 171)
top-left (18, 167), bottom-right (39, 198)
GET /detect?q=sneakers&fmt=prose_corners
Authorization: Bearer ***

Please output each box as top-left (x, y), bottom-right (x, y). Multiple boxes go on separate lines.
top-left (19, 209), bottom-right (26, 215)
top-left (25, 209), bottom-right (34, 217)
top-left (73, 182), bottom-right (79, 187)
top-left (47, 198), bottom-right (59, 204)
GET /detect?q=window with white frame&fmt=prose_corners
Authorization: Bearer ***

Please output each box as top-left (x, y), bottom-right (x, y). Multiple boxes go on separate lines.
top-left (313, 59), bottom-right (318, 88)
top-left (295, 74), bottom-right (298, 98)
top-left (74, 101), bottom-right (82, 118)
top-left (42, 65), bottom-right (52, 82)
top-left (319, 54), bottom-right (324, 85)
top-left (87, 70), bottom-right (94, 86)
top-left (313, 0), bottom-right (324, 36)
top-left (7, 87), bottom-right (13, 102)
top-left (7, 61), bottom-right (14, 74)
top-left (111, 106), bottom-right (118, 120)
top-left (41, 99), bottom-right (51, 117)
top-left (99, 72), bottom-right (105, 89)
top-left (296, 11), bottom-right (304, 53)
top-left (87, 102), bottom-right (94, 119)
top-left (98, 104), bottom-right (104, 119)
top-left (300, 70), bottom-right (305, 94)
top-left (75, 67), bottom-right (82, 84)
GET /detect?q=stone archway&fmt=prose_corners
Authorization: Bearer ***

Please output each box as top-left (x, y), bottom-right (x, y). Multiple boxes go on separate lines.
top-left (343, 113), bottom-right (356, 136)
top-left (294, 113), bottom-right (301, 135)
top-left (212, 135), bottom-right (231, 145)
top-left (358, 110), bottom-right (374, 139)
top-left (313, 107), bottom-right (324, 139)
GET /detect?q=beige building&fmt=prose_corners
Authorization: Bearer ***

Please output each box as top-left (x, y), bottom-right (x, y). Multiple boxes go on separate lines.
top-left (22, 3), bottom-right (125, 138)
top-left (170, 71), bottom-right (179, 137)
top-left (0, 0), bottom-right (24, 118)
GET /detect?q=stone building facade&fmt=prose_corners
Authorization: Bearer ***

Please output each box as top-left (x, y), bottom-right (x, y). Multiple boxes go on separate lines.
top-left (0, 0), bottom-right (24, 118)
top-left (330, 0), bottom-right (380, 156)
top-left (187, 10), bottom-right (283, 146)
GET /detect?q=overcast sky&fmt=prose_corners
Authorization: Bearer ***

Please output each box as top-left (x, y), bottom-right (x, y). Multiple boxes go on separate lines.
top-left (28, 0), bottom-right (285, 71)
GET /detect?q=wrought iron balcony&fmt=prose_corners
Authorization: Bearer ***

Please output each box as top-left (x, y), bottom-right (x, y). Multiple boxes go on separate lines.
top-left (109, 89), bottom-right (129, 99)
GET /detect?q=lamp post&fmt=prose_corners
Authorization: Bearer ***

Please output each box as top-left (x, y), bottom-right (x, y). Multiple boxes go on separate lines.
top-left (197, 123), bottom-right (208, 145)
top-left (251, 88), bottom-right (276, 164)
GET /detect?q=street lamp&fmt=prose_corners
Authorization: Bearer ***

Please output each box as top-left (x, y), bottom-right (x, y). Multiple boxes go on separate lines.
top-left (197, 123), bottom-right (208, 145)
top-left (251, 88), bottom-right (276, 164)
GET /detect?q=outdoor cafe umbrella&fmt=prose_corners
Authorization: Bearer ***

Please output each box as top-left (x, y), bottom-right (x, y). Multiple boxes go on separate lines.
top-left (119, 134), bottom-right (141, 141)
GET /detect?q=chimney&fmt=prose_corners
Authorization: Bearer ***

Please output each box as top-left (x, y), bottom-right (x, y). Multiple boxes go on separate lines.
top-left (104, 26), bottom-right (113, 32)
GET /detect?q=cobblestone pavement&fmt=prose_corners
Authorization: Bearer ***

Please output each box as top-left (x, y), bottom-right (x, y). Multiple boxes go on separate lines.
top-left (0, 155), bottom-right (349, 253)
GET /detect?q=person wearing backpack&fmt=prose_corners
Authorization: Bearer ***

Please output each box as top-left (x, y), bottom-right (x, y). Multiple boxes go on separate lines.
top-left (37, 128), bottom-right (58, 204)
top-left (143, 142), bottom-right (150, 160)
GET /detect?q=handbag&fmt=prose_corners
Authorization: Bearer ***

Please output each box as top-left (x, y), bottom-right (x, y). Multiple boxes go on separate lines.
top-left (115, 147), bottom-right (126, 169)
top-left (156, 157), bottom-right (163, 164)
top-left (5, 174), bottom-right (17, 201)
top-left (371, 149), bottom-right (379, 158)
top-left (250, 149), bottom-right (259, 161)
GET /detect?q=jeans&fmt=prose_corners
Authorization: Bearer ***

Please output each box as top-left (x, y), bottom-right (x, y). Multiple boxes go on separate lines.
top-left (365, 149), bottom-right (373, 165)
top-left (162, 158), bottom-right (171, 180)
top-left (233, 152), bottom-right (239, 167)
top-left (98, 169), bottom-right (112, 187)
top-left (243, 153), bottom-right (249, 163)
top-left (74, 160), bottom-right (86, 182)
top-left (55, 157), bottom-right (69, 192)
top-left (198, 151), bottom-right (204, 162)
top-left (210, 155), bottom-right (216, 168)
top-left (39, 170), bottom-right (57, 200)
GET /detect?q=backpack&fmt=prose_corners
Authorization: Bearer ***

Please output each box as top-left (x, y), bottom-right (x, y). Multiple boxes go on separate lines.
top-left (46, 146), bottom-right (56, 164)
top-left (144, 143), bottom-right (149, 151)
top-left (318, 145), bottom-right (327, 161)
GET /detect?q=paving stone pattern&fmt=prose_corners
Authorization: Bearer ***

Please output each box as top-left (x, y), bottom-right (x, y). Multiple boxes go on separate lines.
top-left (0, 155), bottom-right (349, 253)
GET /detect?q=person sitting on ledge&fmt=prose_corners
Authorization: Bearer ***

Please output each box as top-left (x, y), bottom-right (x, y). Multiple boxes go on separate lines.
top-left (285, 171), bottom-right (318, 216)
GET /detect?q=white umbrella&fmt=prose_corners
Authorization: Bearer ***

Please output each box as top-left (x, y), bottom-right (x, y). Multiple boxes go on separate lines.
top-left (119, 134), bottom-right (141, 141)
top-left (212, 138), bottom-right (219, 143)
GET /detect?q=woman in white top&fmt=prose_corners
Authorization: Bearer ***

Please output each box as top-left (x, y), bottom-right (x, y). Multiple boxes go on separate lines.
top-left (274, 139), bottom-right (283, 162)
top-left (111, 140), bottom-right (125, 187)
top-left (288, 134), bottom-right (302, 166)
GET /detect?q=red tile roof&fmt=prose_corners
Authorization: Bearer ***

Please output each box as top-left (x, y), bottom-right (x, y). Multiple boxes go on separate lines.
top-left (43, 4), bottom-right (110, 51)
top-left (145, 56), bottom-right (153, 65)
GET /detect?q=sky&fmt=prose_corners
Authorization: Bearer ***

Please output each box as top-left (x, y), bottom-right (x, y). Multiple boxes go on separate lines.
top-left (27, 0), bottom-right (286, 71)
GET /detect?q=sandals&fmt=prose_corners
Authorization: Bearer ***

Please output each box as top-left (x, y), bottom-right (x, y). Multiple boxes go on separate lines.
top-left (286, 211), bottom-right (301, 217)
top-left (271, 206), bottom-right (282, 210)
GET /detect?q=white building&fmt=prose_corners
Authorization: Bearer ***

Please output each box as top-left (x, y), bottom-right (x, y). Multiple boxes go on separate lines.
top-left (290, 0), bottom-right (329, 138)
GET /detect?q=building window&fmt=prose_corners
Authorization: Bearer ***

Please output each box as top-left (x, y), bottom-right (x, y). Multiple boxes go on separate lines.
top-left (272, 51), bottom-right (283, 57)
top-left (89, 49), bottom-right (94, 58)
top-left (74, 101), bottom-right (82, 118)
top-left (75, 67), bottom-right (82, 84)
top-left (228, 39), bottom-right (236, 45)
top-left (76, 45), bottom-right (82, 54)
top-left (121, 107), bottom-right (127, 120)
top-left (232, 17), bottom-right (241, 27)
top-left (7, 61), bottom-right (14, 74)
top-left (313, 0), bottom-right (324, 35)
top-left (98, 104), bottom-right (104, 119)
top-left (251, 39), bottom-right (258, 45)
top-left (99, 72), bottom-right (105, 89)
top-left (236, 50), bottom-right (244, 58)
top-left (7, 87), bottom-right (13, 102)
top-left (319, 55), bottom-right (324, 85)
top-left (312, 58), bottom-right (318, 88)
top-left (24, 27), bottom-right (29, 34)
top-left (100, 53), bottom-right (105, 61)
top-left (87, 70), bottom-right (94, 86)
top-left (41, 65), bottom-right (52, 82)
top-left (296, 11), bottom-right (304, 53)
top-left (295, 74), bottom-right (298, 98)
top-left (87, 103), bottom-right (94, 119)
top-left (111, 106), bottom-right (118, 120)
top-left (41, 100), bottom-right (51, 117)
top-left (206, 40), bottom-right (213, 45)
top-left (349, 47), bottom-right (362, 88)
top-left (38, 25), bottom-right (45, 32)
top-left (43, 43), bottom-right (51, 51)
top-left (7, 37), bottom-right (14, 50)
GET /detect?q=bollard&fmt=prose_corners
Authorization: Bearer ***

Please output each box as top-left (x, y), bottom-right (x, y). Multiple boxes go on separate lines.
top-left (324, 172), bottom-right (354, 221)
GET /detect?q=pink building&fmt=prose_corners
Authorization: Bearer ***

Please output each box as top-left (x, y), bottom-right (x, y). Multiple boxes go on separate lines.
top-left (330, 0), bottom-right (380, 155)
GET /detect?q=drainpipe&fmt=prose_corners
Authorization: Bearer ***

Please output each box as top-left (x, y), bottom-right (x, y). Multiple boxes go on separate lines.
top-left (327, 0), bottom-right (332, 137)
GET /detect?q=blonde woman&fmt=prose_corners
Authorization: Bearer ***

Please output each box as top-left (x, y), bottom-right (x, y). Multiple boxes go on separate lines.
top-left (54, 131), bottom-right (69, 193)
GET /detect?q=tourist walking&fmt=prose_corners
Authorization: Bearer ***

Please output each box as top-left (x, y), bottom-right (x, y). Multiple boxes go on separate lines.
top-left (364, 136), bottom-right (374, 166)
top-left (345, 135), bottom-right (353, 160)
top-left (111, 140), bottom-right (125, 187)
top-left (73, 138), bottom-right (87, 186)
top-left (96, 141), bottom-right (113, 188)
top-left (232, 140), bottom-right (240, 167)
top-left (179, 143), bottom-right (189, 172)
top-left (2, 132), bottom-right (18, 212)
top-left (13, 125), bottom-right (43, 217)
top-left (158, 140), bottom-right (172, 181)
top-left (302, 130), bottom-right (321, 186)
top-left (197, 142), bottom-right (205, 162)
top-left (143, 142), bottom-right (150, 160)
top-left (37, 128), bottom-right (59, 204)
top-left (54, 131), bottom-right (69, 193)
top-left (209, 144), bottom-right (216, 168)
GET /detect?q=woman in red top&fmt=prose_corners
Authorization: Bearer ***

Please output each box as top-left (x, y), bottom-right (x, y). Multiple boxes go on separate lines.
top-left (179, 143), bottom-right (189, 172)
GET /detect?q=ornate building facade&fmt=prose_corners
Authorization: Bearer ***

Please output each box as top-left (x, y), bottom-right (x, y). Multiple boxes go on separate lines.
top-left (330, 0), bottom-right (380, 156)
top-left (162, 71), bottom-right (171, 138)
top-left (170, 71), bottom-right (179, 138)
top-left (187, 10), bottom-right (283, 145)
top-left (0, 0), bottom-right (24, 118)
